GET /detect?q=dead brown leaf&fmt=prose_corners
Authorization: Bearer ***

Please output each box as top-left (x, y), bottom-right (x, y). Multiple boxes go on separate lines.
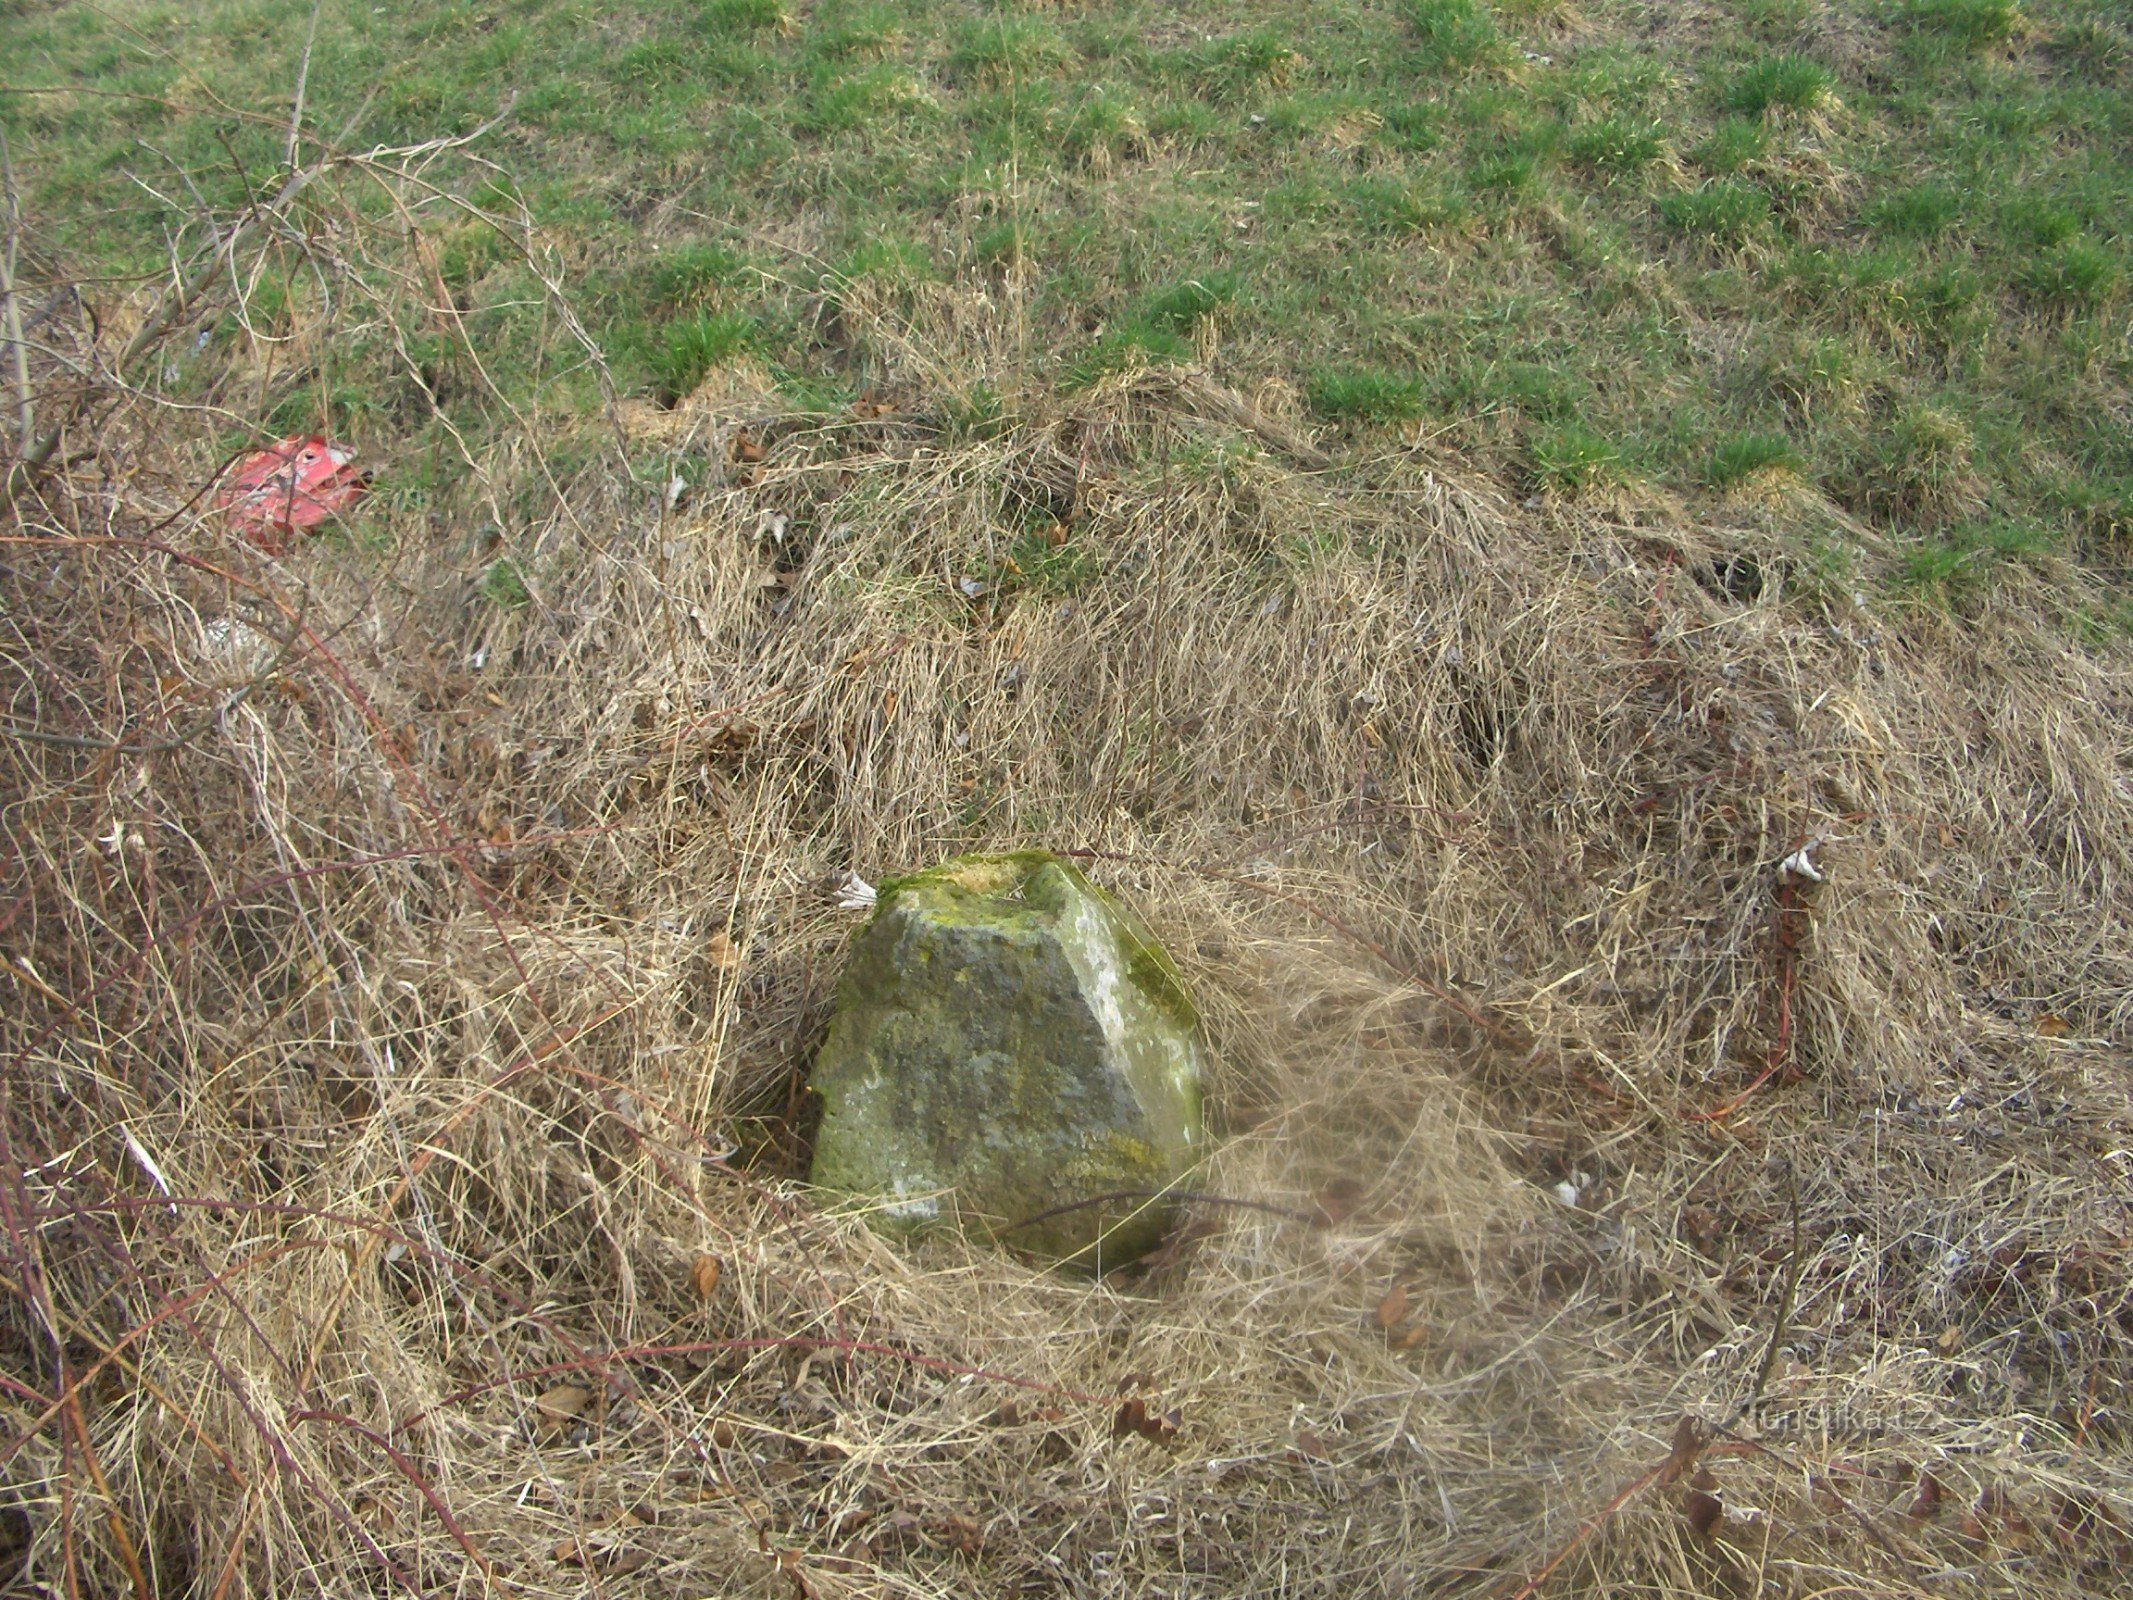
top-left (1683, 1466), bottom-right (1723, 1540)
top-left (1657, 1415), bottom-right (1702, 1487)
top-left (690, 1253), bottom-right (723, 1300)
top-left (1374, 1283), bottom-right (1410, 1331)
top-left (707, 930), bottom-right (742, 970)
top-left (535, 1383), bottom-right (592, 1441)
top-left (1112, 1397), bottom-right (1180, 1447)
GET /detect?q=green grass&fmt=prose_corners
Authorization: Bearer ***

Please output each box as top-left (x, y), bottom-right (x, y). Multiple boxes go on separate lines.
top-left (651, 311), bottom-right (761, 405)
top-left (1709, 432), bottom-right (1804, 488)
top-left (1307, 368), bottom-right (1426, 422)
top-left (1724, 56), bottom-right (1835, 116)
top-left (3, 0), bottom-right (2127, 621)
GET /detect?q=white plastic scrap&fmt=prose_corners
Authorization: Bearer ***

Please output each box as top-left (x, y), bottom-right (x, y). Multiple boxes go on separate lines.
top-left (834, 871), bottom-right (878, 911)
top-left (1777, 840), bottom-right (1827, 884)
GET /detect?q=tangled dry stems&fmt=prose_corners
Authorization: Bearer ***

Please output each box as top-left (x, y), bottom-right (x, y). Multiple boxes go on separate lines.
top-left (3, 158), bottom-right (2132, 1600)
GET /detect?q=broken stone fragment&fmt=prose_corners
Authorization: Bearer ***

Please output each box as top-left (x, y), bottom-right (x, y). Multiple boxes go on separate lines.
top-left (808, 850), bottom-right (1203, 1269)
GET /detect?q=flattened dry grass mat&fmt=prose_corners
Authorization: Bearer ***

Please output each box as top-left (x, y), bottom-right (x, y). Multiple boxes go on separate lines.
top-left (5, 320), bottom-right (2132, 1597)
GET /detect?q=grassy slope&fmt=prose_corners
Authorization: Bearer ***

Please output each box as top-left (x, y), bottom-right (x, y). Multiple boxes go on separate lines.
top-left (6, 0), bottom-right (2131, 613)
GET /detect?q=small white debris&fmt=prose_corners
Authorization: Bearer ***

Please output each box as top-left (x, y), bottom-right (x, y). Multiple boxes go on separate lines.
top-left (665, 474), bottom-right (688, 510)
top-left (834, 871), bottom-right (878, 911)
top-left (121, 1125), bottom-right (177, 1213)
top-left (201, 615), bottom-right (276, 671)
top-left (1777, 841), bottom-right (1826, 884)
top-left (957, 575), bottom-right (987, 599)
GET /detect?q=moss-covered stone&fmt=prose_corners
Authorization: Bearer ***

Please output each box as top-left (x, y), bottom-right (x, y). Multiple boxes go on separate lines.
top-left (808, 851), bottom-right (1203, 1268)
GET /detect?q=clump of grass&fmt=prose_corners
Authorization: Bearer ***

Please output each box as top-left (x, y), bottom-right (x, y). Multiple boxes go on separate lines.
top-left (1871, 183), bottom-right (1960, 237)
top-left (702, 0), bottom-right (790, 34)
top-left (802, 65), bottom-right (936, 133)
top-left (1139, 275), bottom-right (1241, 333)
top-left (1531, 422), bottom-right (1624, 491)
top-left (1657, 180), bottom-right (1771, 240)
top-left (1999, 195), bottom-right (2081, 249)
top-left (1725, 55), bottom-right (1835, 116)
top-left (651, 241), bottom-right (747, 307)
top-left (1568, 116), bottom-right (1666, 176)
top-left (1896, 518), bottom-right (2055, 605)
top-left (1753, 332), bottom-right (1864, 422)
top-left (1403, 0), bottom-right (1507, 75)
top-left (1468, 139), bottom-right (1553, 195)
top-left (2018, 240), bottom-right (2121, 308)
top-left (650, 309), bottom-right (759, 403)
top-left (1901, 0), bottom-right (2023, 49)
top-left (2054, 15), bottom-right (2129, 75)
top-left (1380, 101), bottom-right (1446, 152)
top-left (1063, 87), bottom-right (1147, 172)
top-left (1708, 430), bottom-right (1802, 487)
top-left (1306, 367), bottom-right (1426, 421)
top-left (478, 554), bottom-right (531, 607)
top-left (808, 6), bottom-right (905, 61)
top-left (1693, 117), bottom-right (1767, 173)
top-left (835, 236), bottom-right (934, 285)
top-left (1872, 402), bottom-right (1981, 521)
top-left (1346, 177), bottom-right (1469, 234)
top-left (949, 17), bottom-right (1071, 84)
top-left (1198, 28), bottom-right (1305, 99)
top-left (1148, 98), bottom-right (1223, 145)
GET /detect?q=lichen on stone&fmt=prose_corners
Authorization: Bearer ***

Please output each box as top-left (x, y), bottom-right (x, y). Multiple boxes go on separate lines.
top-left (808, 850), bottom-right (1203, 1269)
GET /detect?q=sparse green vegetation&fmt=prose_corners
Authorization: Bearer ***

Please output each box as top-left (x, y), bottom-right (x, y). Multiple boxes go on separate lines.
top-left (1307, 367), bottom-right (1427, 421)
top-left (650, 310), bottom-right (761, 404)
top-left (3, 0), bottom-right (2126, 614)
top-left (1725, 56), bottom-right (1835, 116)
top-left (1532, 422), bottom-right (1624, 492)
top-left (1709, 431), bottom-right (1803, 487)
top-left (1658, 180), bottom-right (1772, 239)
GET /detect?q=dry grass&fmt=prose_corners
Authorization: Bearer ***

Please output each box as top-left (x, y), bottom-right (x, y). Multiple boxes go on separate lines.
top-left (4, 167), bottom-right (2133, 1600)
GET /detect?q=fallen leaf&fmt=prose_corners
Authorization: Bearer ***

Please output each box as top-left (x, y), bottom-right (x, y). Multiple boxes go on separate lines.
top-left (1292, 1429), bottom-right (1331, 1461)
top-left (690, 1254), bottom-right (723, 1300)
top-left (535, 1384), bottom-right (592, 1440)
top-left (1387, 1322), bottom-right (1429, 1352)
top-left (1112, 1397), bottom-right (1180, 1447)
top-left (2035, 1013), bottom-right (2072, 1038)
top-left (1374, 1283), bottom-right (1410, 1331)
top-left (1936, 1325), bottom-right (1961, 1356)
top-left (707, 931), bottom-right (743, 971)
top-left (1908, 1471), bottom-right (1945, 1522)
top-left (1683, 1466), bottom-right (1723, 1540)
top-left (1657, 1415), bottom-right (1702, 1487)
top-left (731, 431), bottom-right (765, 464)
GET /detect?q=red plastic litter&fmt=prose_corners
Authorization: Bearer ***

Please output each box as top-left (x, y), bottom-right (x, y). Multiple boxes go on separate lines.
top-left (215, 435), bottom-right (370, 553)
